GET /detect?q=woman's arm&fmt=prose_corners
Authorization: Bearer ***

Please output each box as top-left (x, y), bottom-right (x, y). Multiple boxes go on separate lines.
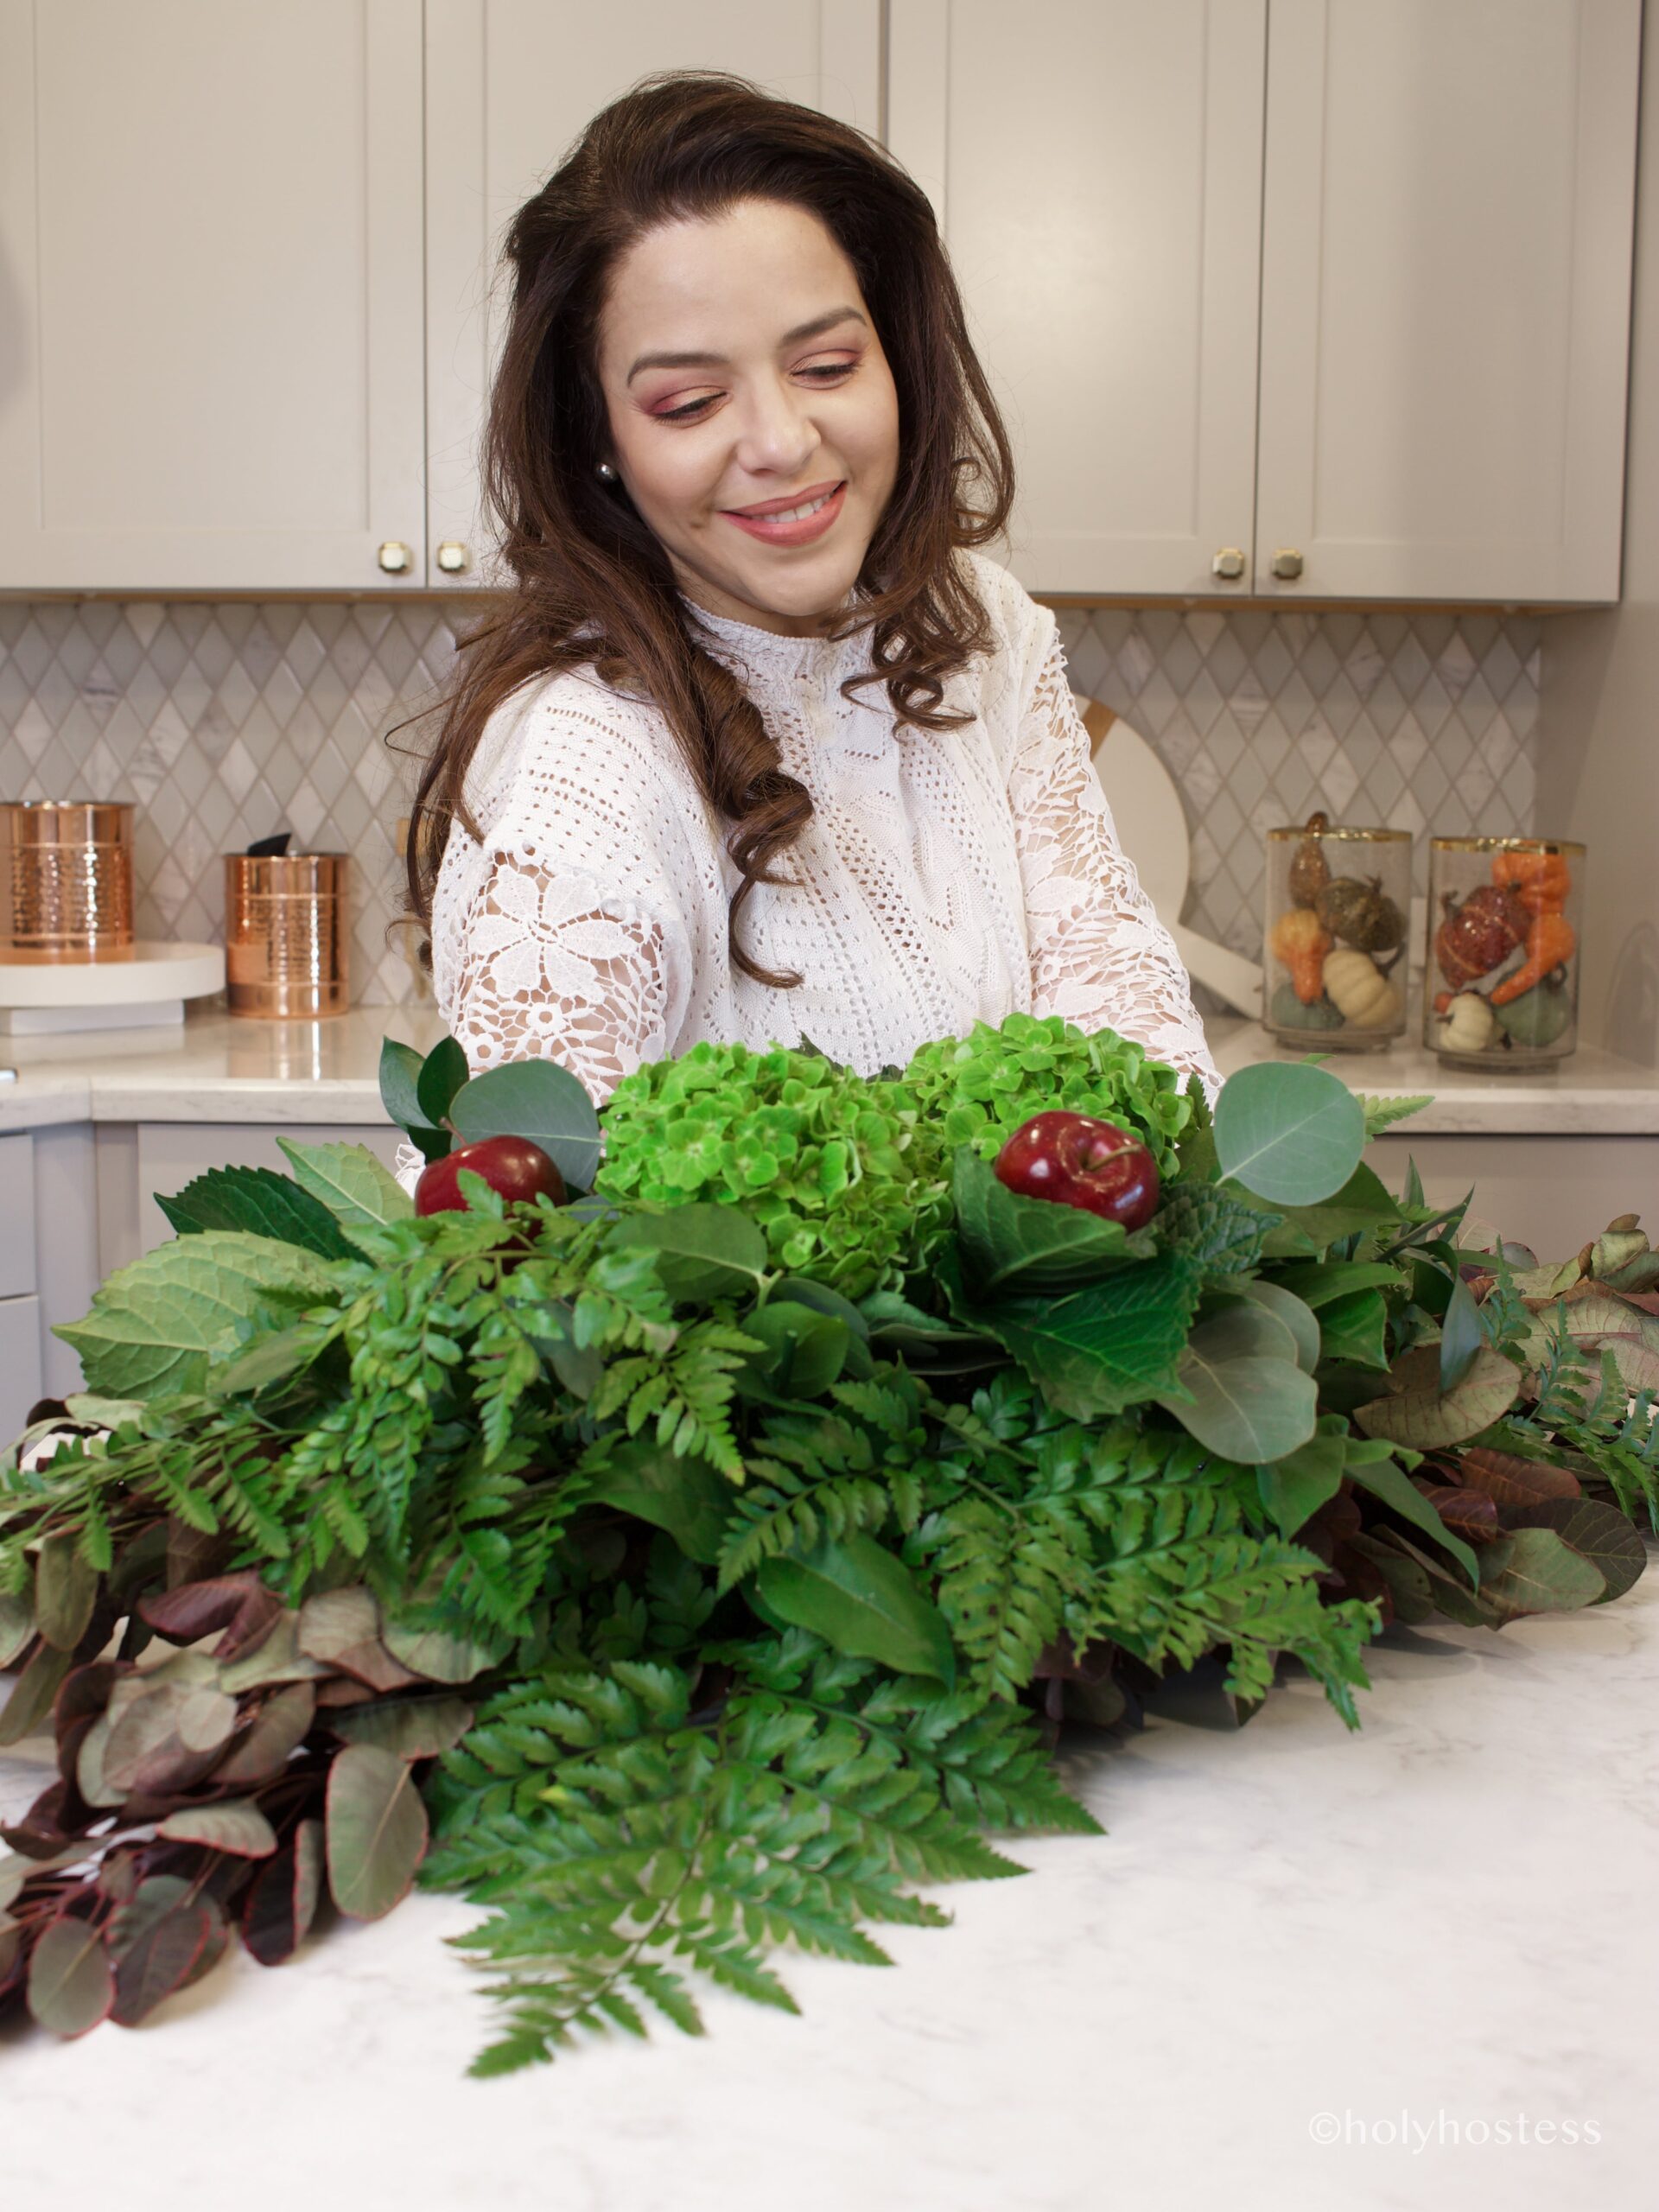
top-left (442, 839), bottom-right (691, 1100)
top-left (1006, 618), bottom-right (1223, 1102)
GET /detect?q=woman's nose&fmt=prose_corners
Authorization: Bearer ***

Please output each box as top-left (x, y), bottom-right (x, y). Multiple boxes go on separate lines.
top-left (732, 378), bottom-right (820, 475)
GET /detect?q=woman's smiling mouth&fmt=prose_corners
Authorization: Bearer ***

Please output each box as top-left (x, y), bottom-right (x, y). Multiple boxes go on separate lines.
top-left (721, 480), bottom-right (847, 544)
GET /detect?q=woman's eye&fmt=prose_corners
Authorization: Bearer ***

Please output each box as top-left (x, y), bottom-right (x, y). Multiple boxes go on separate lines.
top-left (656, 359), bottom-right (857, 423)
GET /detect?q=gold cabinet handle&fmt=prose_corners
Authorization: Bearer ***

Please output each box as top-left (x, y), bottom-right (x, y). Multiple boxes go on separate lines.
top-left (1270, 548), bottom-right (1305, 581)
top-left (435, 540), bottom-right (471, 575)
top-left (1211, 547), bottom-right (1246, 582)
top-left (377, 540), bottom-right (413, 575)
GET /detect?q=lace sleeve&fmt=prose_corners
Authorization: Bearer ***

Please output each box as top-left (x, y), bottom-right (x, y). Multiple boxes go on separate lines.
top-left (1007, 622), bottom-right (1222, 1102)
top-left (443, 839), bottom-right (693, 1106)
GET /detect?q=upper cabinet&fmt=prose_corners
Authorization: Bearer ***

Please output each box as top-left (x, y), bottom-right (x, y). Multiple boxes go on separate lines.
top-left (0, 0), bottom-right (428, 593)
top-left (887, 0), bottom-right (1268, 600)
top-left (423, 0), bottom-right (881, 589)
top-left (1254, 0), bottom-right (1642, 602)
top-left (889, 0), bottom-right (1642, 602)
top-left (0, 0), bottom-right (1641, 601)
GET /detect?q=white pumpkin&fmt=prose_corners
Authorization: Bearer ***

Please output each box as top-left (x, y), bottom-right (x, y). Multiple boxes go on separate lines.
top-left (1437, 992), bottom-right (1497, 1054)
top-left (1322, 947), bottom-right (1402, 1030)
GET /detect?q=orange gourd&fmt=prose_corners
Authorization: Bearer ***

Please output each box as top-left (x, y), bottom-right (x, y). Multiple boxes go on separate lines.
top-left (1489, 911), bottom-right (1576, 1007)
top-left (1492, 849), bottom-right (1571, 917)
top-left (1268, 908), bottom-right (1333, 1004)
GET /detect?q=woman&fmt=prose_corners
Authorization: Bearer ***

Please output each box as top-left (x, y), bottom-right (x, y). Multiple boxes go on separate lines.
top-left (405, 69), bottom-right (1220, 1114)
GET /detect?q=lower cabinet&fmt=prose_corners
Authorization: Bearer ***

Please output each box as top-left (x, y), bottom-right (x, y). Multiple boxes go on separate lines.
top-left (128, 1121), bottom-right (408, 1261)
top-left (1368, 1134), bottom-right (1659, 1262)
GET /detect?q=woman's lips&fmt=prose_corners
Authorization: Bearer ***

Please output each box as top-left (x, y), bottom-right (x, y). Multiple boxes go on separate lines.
top-left (721, 480), bottom-right (847, 546)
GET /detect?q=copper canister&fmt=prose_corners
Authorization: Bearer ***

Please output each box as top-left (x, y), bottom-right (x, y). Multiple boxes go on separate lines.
top-left (224, 852), bottom-right (350, 1018)
top-left (0, 799), bottom-right (135, 959)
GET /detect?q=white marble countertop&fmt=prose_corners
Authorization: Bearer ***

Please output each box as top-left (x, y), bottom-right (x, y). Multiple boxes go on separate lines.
top-left (0, 1004), bottom-right (1656, 1137)
top-left (3, 1565), bottom-right (1656, 2211)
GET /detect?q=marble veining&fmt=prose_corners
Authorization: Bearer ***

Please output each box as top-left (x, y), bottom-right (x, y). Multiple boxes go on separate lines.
top-left (2, 1567), bottom-right (1655, 2209)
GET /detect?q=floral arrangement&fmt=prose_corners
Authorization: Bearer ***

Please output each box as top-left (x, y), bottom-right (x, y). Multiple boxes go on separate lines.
top-left (1, 1014), bottom-right (1655, 2072)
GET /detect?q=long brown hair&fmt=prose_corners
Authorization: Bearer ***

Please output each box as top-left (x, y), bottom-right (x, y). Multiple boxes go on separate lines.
top-left (401, 68), bottom-right (1015, 989)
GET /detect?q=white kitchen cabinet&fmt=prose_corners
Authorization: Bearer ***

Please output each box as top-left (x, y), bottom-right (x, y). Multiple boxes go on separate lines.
top-left (890, 0), bottom-right (1640, 602)
top-left (423, 0), bottom-right (882, 589)
top-left (129, 1122), bottom-right (406, 1264)
top-left (0, 0), bottom-right (427, 592)
top-left (886, 0), bottom-right (1268, 598)
top-left (1255, 0), bottom-right (1642, 603)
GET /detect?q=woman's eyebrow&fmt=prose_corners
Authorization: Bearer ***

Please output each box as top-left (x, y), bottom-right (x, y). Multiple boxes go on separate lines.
top-left (626, 307), bottom-right (868, 385)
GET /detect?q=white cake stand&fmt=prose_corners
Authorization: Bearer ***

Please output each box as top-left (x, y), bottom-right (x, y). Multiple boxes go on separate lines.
top-left (0, 940), bottom-right (225, 1034)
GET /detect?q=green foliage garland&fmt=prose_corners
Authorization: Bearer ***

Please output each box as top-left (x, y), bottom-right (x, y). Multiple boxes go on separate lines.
top-left (0, 1016), bottom-right (1653, 2071)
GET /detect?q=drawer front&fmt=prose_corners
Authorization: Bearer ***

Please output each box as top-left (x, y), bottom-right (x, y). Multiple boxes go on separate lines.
top-left (0, 1132), bottom-right (37, 1299)
top-left (0, 1294), bottom-right (43, 1445)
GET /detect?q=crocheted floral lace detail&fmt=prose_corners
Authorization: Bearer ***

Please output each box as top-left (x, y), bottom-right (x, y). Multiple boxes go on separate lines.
top-left (421, 552), bottom-right (1219, 1182)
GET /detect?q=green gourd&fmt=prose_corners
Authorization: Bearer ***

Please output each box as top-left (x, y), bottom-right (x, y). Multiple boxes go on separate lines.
top-left (1313, 874), bottom-right (1405, 953)
top-left (1270, 982), bottom-right (1344, 1032)
top-left (1494, 981), bottom-right (1572, 1048)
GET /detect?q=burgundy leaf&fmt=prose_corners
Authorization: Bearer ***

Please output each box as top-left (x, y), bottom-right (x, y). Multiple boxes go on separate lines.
top-left (1457, 1448), bottom-right (1581, 1509)
top-left (215, 1683), bottom-right (317, 1789)
top-left (140, 1573), bottom-right (266, 1645)
top-left (243, 1818), bottom-right (323, 1967)
top-left (2, 1779), bottom-right (90, 1859)
top-left (1419, 1484), bottom-right (1503, 1541)
top-left (111, 1899), bottom-right (215, 2026)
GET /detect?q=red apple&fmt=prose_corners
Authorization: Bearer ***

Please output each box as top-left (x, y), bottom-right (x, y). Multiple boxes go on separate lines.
top-left (414, 1134), bottom-right (567, 1217)
top-left (993, 1110), bottom-right (1160, 1230)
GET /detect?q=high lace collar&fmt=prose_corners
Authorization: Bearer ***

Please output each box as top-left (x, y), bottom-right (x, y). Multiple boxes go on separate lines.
top-left (680, 591), bottom-right (859, 685)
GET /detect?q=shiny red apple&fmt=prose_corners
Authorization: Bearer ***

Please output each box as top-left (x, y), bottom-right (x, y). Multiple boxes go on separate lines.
top-left (993, 1110), bottom-right (1160, 1230)
top-left (414, 1134), bottom-right (567, 1217)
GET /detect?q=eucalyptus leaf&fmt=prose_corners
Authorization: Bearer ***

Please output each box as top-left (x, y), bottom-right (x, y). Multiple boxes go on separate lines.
top-left (111, 1894), bottom-right (216, 2025)
top-left (0, 1589), bottom-right (34, 1670)
top-left (332, 1694), bottom-right (474, 1760)
top-left (1472, 1527), bottom-right (1606, 1625)
top-left (1157, 1322), bottom-right (1318, 1465)
top-left (1236, 1280), bottom-right (1321, 1373)
top-left (1504, 1497), bottom-right (1647, 1602)
top-left (327, 1744), bottom-right (429, 1920)
top-left (276, 1139), bottom-right (414, 1233)
top-left (35, 1531), bottom-right (97, 1651)
top-left (243, 1819), bottom-right (323, 1967)
top-left (156, 1166), bottom-right (355, 1261)
top-left (1212, 1062), bottom-right (1367, 1205)
top-left (1268, 1260), bottom-right (1406, 1310)
top-left (1260, 1165), bottom-right (1402, 1256)
top-left (756, 1535), bottom-right (956, 1685)
top-left (381, 1613), bottom-right (506, 1686)
top-left (448, 1059), bottom-right (601, 1190)
top-left (0, 1643), bottom-right (72, 1747)
top-left (605, 1205), bottom-right (768, 1302)
top-left (55, 1231), bottom-right (333, 1399)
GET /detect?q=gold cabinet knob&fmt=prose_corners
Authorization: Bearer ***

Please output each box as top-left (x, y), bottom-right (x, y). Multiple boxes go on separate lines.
top-left (435, 540), bottom-right (471, 575)
top-left (1270, 548), bottom-right (1305, 581)
top-left (377, 540), bottom-right (413, 575)
top-left (1211, 547), bottom-right (1247, 582)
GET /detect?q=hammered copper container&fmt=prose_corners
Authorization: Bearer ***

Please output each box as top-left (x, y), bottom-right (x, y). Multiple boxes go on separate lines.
top-left (224, 852), bottom-right (350, 1018)
top-left (0, 799), bottom-right (135, 959)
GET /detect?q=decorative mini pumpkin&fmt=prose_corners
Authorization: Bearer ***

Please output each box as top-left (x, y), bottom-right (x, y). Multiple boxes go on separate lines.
top-left (1322, 947), bottom-right (1402, 1030)
top-left (1314, 874), bottom-right (1405, 954)
top-left (1437, 991), bottom-right (1497, 1056)
top-left (1492, 848), bottom-right (1571, 918)
top-left (1435, 884), bottom-right (1529, 991)
top-left (1287, 813), bottom-right (1332, 909)
top-left (1493, 978), bottom-right (1573, 1048)
top-left (1268, 907), bottom-right (1333, 1004)
top-left (1269, 981), bottom-right (1345, 1032)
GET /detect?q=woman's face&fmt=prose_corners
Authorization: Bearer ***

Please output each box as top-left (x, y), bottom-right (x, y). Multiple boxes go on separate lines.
top-left (594, 199), bottom-right (901, 639)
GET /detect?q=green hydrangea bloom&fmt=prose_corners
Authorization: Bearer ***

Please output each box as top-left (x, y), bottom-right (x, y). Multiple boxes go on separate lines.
top-left (594, 1017), bottom-right (1198, 1300)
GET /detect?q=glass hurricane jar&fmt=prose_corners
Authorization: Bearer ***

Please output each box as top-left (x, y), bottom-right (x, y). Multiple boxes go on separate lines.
top-left (1425, 836), bottom-right (1584, 1070)
top-left (1262, 817), bottom-right (1412, 1051)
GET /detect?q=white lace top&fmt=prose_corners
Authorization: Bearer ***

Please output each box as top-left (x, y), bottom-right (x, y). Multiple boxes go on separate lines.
top-left (426, 548), bottom-right (1220, 1116)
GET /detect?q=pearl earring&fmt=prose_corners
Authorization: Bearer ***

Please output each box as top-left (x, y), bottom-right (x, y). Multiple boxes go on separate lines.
top-left (596, 461), bottom-right (617, 481)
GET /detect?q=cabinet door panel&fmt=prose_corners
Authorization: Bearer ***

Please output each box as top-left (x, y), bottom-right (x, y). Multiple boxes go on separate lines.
top-left (0, 1298), bottom-right (43, 1445)
top-left (0, 0), bottom-right (426, 590)
top-left (424, 0), bottom-right (881, 588)
top-left (887, 0), bottom-right (1266, 596)
top-left (1255, 0), bottom-right (1641, 603)
top-left (134, 1122), bottom-right (406, 1257)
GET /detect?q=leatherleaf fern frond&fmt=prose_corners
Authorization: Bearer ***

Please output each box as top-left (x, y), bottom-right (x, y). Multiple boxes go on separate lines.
top-left (423, 1649), bottom-right (1090, 2073)
top-left (716, 1370), bottom-right (932, 1589)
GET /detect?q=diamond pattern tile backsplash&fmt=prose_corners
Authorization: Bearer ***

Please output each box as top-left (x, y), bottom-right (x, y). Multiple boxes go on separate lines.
top-left (0, 597), bottom-right (1538, 1009)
